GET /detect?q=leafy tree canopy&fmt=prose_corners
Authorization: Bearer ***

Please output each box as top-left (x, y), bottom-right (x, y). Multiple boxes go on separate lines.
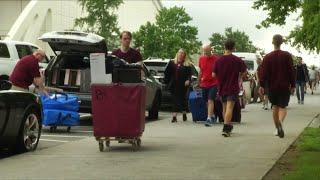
top-left (253, 0), bottom-right (320, 53)
top-left (75, 0), bottom-right (123, 49)
top-left (209, 27), bottom-right (259, 54)
top-left (133, 6), bottom-right (201, 60)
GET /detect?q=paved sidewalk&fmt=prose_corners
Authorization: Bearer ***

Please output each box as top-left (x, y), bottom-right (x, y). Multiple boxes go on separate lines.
top-left (1, 92), bottom-right (319, 180)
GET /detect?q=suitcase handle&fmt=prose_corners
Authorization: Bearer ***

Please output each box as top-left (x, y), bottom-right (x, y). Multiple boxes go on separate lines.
top-left (54, 92), bottom-right (68, 100)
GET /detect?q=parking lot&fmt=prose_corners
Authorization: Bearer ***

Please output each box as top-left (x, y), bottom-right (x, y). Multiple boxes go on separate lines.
top-left (0, 111), bottom-right (172, 159)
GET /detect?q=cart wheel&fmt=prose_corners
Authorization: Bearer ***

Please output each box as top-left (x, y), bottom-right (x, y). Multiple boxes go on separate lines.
top-left (67, 127), bottom-right (71, 133)
top-left (99, 142), bottom-right (104, 152)
top-left (49, 126), bottom-right (54, 133)
top-left (53, 126), bottom-right (57, 132)
top-left (137, 138), bottom-right (141, 147)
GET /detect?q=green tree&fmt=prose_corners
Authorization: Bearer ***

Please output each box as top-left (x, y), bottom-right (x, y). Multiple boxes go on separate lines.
top-left (133, 6), bottom-right (201, 59)
top-left (74, 0), bottom-right (123, 49)
top-left (209, 27), bottom-right (259, 54)
top-left (253, 0), bottom-right (320, 53)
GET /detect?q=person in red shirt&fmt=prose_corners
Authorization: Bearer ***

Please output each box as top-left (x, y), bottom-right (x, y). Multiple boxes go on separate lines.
top-left (9, 49), bottom-right (47, 95)
top-left (213, 39), bottom-right (247, 137)
top-left (112, 31), bottom-right (142, 64)
top-left (259, 34), bottom-right (295, 138)
top-left (198, 45), bottom-right (219, 127)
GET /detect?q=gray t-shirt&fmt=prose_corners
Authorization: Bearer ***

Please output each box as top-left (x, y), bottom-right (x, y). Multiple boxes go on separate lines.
top-left (309, 69), bottom-right (317, 80)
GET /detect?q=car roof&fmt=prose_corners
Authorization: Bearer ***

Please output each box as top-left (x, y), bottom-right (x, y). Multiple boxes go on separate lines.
top-left (143, 59), bottom-right (171, 63)
top-left (233, 52), bottom-right (261, 60)
top-left (0, 40), bottom-right (39, 47)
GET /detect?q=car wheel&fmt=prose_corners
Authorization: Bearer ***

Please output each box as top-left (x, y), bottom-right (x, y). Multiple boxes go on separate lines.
top-left (16, 108), bottom-right (41, 153)
top-left (148, 92), bottom-right (161, 120)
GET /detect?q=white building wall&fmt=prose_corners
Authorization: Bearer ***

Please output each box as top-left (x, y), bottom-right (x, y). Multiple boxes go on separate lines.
top-left (0, 0), bottom-right (162, 54)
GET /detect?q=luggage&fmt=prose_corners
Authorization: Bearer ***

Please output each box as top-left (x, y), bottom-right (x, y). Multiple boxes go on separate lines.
top-left (112, 65), bottom-right (142, 83)
top-left (91, 84), bottom-right (146, 138)
top-left (188, 90), bottom-right (207, 122)
top-left (41, 93), bottom-right (80, 132)
top-left (43, 110), bottom-right (80, 127)
top-left (41, 93), bottom-right (79, 112)
top-left (215, 98), bottom-right (241, 123)
top-left (80, 69), bottom-right (91, 92)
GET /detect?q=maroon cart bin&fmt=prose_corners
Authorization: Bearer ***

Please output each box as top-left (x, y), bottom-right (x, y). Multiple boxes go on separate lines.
top-left (91, 84), bottom-right (146, 151)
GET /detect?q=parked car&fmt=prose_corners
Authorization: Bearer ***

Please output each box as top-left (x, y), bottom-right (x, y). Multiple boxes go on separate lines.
top-left (0, 40), bottom-right (49, 81)
top-left (144, 58), bottom-right (199, 107)
top-left (0, 80), bottom-right (42, 152)
top-left (39, 31), bottom-right (162, 119)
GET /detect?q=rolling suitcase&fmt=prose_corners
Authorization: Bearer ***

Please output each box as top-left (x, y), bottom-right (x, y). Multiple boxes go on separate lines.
top-left (41, 93), bottom-right (80, 132)
top-left (188, 90), bottom-right (207, 122)
top-left (91, 83), bottom-right (146, 151)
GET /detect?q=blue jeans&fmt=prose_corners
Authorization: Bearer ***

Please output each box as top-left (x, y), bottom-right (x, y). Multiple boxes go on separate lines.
top-left (296, 81), bottom-right (305, 101)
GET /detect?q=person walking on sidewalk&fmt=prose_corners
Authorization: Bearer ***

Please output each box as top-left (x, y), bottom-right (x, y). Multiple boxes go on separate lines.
top-left (9, 49), bottom-right (48, 95)
top-left (164, 48), bottom-right (192, 123)
top-left (308, 66), bottom-right (317, 95)
top-left (213, 40), bottom-right (247, 137)
top-left (295, 57), bottom-right (309, 104)
top-left (198, 45), bottom-right (219, 127)
top-left (112, 31), bottom-right (142, 64)
top-left (256, 58), bottom-right (269, 110)
top-left (259, 34), bottom-right (295, 138)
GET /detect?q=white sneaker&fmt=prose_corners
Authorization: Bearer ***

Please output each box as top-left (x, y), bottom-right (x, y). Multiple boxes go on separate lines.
top-left (273, 130), bottom-right (278, 136)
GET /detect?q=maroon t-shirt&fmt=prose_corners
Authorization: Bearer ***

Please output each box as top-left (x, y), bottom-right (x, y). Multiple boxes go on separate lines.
top-left (260, 50), bottom-right (295, 93)
top-left (213, 54), bottom-right (247, 96)
top-left (9, 55), bottom-right (41, 89)
top-left (112, 48), bottom-right (142, 63)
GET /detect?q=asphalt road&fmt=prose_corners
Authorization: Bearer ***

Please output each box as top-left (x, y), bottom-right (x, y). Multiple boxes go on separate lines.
top-left (0, 111), bottom-right (172, 159)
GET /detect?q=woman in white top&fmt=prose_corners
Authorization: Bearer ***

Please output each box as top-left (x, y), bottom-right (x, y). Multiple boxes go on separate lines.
top-left (309, 66), bottom-right (317, 94)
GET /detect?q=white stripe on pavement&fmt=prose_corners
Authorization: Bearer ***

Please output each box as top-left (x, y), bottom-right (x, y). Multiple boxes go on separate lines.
top-left (71, 130), bottom-right (93, 133)
top-left (40, 139), bottom-right (69, 143)
top-left (41, 134), bottom-right (90, 138)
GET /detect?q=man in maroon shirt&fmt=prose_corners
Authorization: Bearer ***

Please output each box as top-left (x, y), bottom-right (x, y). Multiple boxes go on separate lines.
top-left (112, 31), bottom-right (142, 64)
top-left (213, 40), bottom-right (247, 137)
top-left (10, 49), bottom-right (47, 95)
top-left (259, 34), bottom-right (295, 138)
top-left (198, 45), bottom-right (219, 127)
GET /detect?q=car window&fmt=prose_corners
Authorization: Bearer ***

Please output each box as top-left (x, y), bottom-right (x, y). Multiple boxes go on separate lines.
top-left (244, 60), bottom-right (254, 71)
top-left (30, 46), bottom-right (49, 63)
top-left (16, 45), bottom-right (32, 59)
top-left (0, 43), bottom-right (10, 58)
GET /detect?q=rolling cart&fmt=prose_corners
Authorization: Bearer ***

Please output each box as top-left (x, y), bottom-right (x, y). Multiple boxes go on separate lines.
top-left (91, 84), bottom-right (146, 151)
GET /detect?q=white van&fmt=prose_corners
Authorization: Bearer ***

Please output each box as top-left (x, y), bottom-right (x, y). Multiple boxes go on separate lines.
top-left (233, 52), bottom-right (261, 74)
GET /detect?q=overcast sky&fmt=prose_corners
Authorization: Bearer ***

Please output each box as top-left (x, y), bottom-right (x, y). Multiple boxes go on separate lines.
top-left (162, 0), bottom-right (319, 66)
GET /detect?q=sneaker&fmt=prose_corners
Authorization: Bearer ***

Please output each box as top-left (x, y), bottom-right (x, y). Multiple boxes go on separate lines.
top-left (222, 124), bottom-right (232, 137)
top-left (277, 123), bottom-right (285, 138)
top-left (273, 130), bottom-right (278, 136)
top-left (301, 101), bottom-right (304, 105)
top-left (211, 116), bottom-right (217, 123)
top-left (298, 100), bottom-right (301, 104)
top-left (222, 131), bottom-right (231, 137)
top-left (183, 113), bottom-right (187, 121)
top-left (171, 117), bottom-right (177, 123)
top-left (205, 118), bottom-right (213, 127)
top-left (264, 107), bottom-right (269, 110)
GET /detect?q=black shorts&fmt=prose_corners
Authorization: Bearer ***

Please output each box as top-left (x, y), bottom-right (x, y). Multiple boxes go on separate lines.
top-left (221, 94), bottom-right (239, 103)
top-left (269, 91), bottom-right (290, 108)
top-left (202, 86), bottom-right (218, 101)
